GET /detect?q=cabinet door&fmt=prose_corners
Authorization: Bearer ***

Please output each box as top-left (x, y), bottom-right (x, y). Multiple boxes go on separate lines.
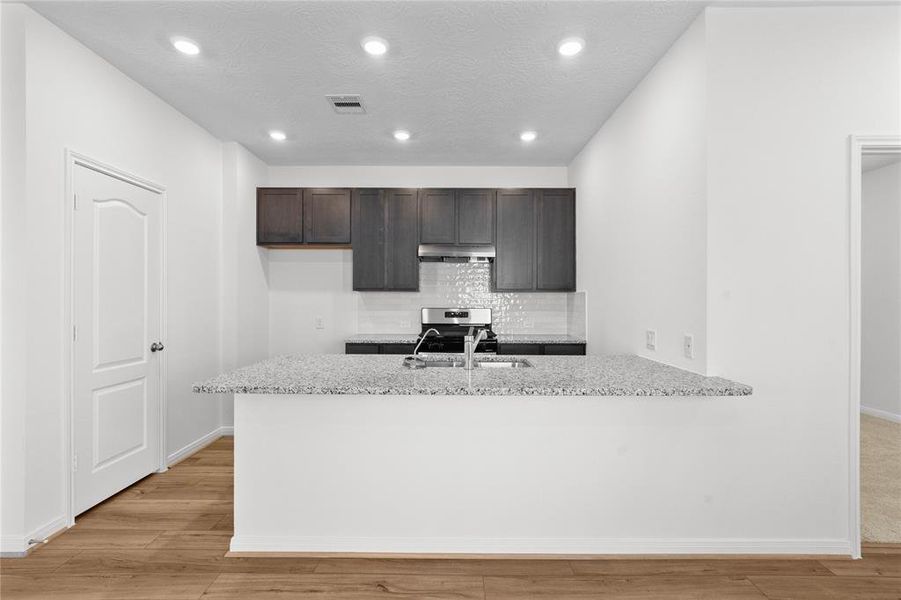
top-left (494, 189), bottom-right (535, 291)
top-left (419, 189), bottom-right (456, 244)
top-left (345, 343), bottom-right (380, 354)
top-left (385, 189), bottom-right (420, 291)
top-left (536, 189), bottom-right (576, 291)
top-left (303, 188), bottom-right (351, 243)
top-left (380, 343), bottom-right (416, 355)
top-left (498, 343), bottom-right (542, 355)
top-left (543, 343), bottom-right (585, 355)
top-left (257, 188), bottom-right (303, 245)
top-left (457, 189), bottom-right (495, 245)
top-left (351, 189), bottom-right (386, 290)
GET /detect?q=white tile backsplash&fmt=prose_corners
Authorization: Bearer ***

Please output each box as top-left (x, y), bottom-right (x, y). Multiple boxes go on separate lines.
top-left (356, 262), bottom-right (584, 336)
top-left (566, 291), bottom-right (587, 339)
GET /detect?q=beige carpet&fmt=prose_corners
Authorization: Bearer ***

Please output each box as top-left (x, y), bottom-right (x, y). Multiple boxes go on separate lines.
top-left (861, 414), bottom-right (901, 542)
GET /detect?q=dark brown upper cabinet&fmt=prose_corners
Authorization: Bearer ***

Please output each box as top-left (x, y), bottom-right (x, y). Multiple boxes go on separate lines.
top-left (457, 189), bottom-right (496, 245)
top-left (494, 189), bottom-right (535, 291)
top-left (257, 187), bottom-right (351, 247)
top-left (259, 186), bottom-right (574, 293)
top-left (419, 188), bottom-right (496, 245)
top-left (351, 189), bottom-right (386, 290)
top-left (385, 189), bottom-right (420, 291)
top-left (419, 189), bottom-right (456, 244)
top-left (303, 188), bottom-right (351, 244)
top-left (536, 189), bottom-right (576, 291)
top-left (351, 189), bottom-right (419, 291)
top-left (257, 188), bottom-right (303, 245)
top-left (494, 188), bottom-right (575, 292)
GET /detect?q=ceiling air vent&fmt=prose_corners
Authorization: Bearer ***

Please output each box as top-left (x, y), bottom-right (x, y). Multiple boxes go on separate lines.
top-left (326, 94), bottom-right (366, 114)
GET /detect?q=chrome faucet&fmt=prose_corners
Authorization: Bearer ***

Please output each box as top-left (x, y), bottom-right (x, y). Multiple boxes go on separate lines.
top-left (463, 326), bottom-right (488, 370)
top-left (412, 328), bottom-right (440, 357)
top-left (403, 328), bottom-right (441, 369)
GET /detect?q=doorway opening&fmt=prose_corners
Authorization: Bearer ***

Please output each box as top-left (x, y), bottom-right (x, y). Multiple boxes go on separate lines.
top-left (850, 135), bottom-right (901, 556)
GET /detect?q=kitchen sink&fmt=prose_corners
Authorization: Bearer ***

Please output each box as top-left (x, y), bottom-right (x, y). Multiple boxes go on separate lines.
top-left (421, 360), bottom-right (466, 368)
top-left (403, 357), bottom-right (533, 369)
top-left (475, 360), bottom-right (533, 368)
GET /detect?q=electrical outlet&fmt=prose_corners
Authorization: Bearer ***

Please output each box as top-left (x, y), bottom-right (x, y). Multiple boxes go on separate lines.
top-left (315, 316), bottom-right (324, 330)
top-left (400, 319), bottom-right (412, 330)
top-left (646, 329), bottom-right (657, 351)
top-left (683, 334), bottom-right (694, 359)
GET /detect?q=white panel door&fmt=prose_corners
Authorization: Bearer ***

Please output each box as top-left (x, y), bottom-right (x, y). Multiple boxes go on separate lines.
top-left (73, 164), bottom-right (162, 516)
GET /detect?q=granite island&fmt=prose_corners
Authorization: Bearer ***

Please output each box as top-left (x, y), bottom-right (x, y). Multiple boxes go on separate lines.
top-left (195, 354), bottom-right (752, 555)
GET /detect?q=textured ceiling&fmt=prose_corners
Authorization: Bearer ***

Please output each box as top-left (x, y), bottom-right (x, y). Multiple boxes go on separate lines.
top-left (29, 1), bottom-right (706, 166)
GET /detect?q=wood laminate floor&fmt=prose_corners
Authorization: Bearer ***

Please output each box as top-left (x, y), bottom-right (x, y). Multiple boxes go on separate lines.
top-left (2, 437), bottom-right (899, 599)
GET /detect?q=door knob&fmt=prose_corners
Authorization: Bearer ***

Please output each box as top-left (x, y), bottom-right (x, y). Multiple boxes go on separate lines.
top-left (150, 342), bottom-right (165, 352)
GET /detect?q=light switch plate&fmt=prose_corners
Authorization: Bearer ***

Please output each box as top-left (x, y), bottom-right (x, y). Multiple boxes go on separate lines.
top-left (646, 330), bottom-right (657, 351)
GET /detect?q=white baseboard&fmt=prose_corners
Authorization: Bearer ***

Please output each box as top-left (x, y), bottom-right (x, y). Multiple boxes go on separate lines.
top-left (861, 405), bottom-right (901, 424)
top-left (167, 425), bottom-right (233, 466)
top-left (0, 516), bottom-right (69, 557)
top-left (229, 535), bottom-right (852, 556)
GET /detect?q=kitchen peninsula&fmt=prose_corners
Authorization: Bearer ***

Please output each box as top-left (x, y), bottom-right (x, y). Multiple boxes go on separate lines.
top-left (195, 354), bottom-right (751, 555)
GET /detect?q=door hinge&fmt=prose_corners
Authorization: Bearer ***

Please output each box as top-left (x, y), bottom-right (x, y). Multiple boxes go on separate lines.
top-left (73, 325), bottom-right (77, 341)
top-left (73, 193), bottom-right (78, 210)
top-left (72, 453), bottom-right (78, 472)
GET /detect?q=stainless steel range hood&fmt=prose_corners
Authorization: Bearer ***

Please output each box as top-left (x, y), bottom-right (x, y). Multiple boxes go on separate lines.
top-left (418, 244), bottom-right (496, 263)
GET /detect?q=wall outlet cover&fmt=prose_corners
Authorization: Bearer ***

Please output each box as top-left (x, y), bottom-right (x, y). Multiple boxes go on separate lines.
top-left (683, 334), bottom-right (694, 359)
top-left (646, 329), bottom-right (657, 351)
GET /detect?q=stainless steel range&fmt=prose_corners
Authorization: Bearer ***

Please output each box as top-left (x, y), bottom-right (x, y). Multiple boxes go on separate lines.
top-left (415, 307), bottom-right (498, 354)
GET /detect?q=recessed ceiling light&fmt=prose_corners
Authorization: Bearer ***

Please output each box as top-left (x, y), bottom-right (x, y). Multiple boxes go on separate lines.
top-left (171, 37), bottom-right (200, 56)
top-left (269, 130), bottom-right (287, 142)
top-left (362, 36), bottom-right (389, 56)
top-left (520, 131), bottom-right (537, 142)
top-left (393, 130), bottom-right (410, 141)
top-left (557, 37), bottom-right (585, 57)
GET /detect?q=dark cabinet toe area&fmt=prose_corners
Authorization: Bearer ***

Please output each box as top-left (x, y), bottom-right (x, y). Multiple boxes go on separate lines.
top-left (498, 342), bottom-right (585, 356)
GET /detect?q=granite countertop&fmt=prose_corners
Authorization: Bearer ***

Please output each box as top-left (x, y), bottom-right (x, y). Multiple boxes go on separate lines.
top-left (345, 333), bottom-right (420, 344)
top-left (193, 354), bottom-right (751, 397)
top-left (345, 333), bottom-right (587, 344)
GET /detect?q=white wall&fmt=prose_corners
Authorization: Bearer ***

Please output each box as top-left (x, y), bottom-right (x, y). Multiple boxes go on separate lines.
top-left (268, 166), bottom-right (567, 189)
top-left (566, 3), bottom-right (899, 552)
top-left (567, 15), bottom-right (708, 372)
top-left (1, 5), bottom-right (229, 550)
top-left (267, 166), bottom-right (568, 355)
top-left (861, 160), bottom-right (901, 421)
top-left (220, 143), bottom-right (269, 426)
top-left (269, 250), bottom-right (356, 355)
top-left (1, 4), bottom-right (29, 555)
top-left (705, 4), bottom-right (900, 547)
